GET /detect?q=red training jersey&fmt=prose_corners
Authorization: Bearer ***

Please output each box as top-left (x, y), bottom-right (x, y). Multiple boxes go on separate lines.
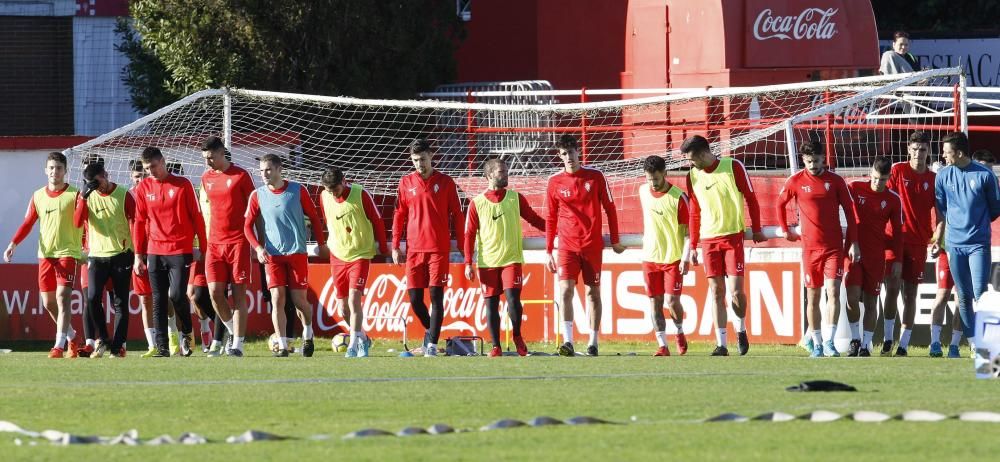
top-left (464, 188), bottom-right (547, 264)
top-left (886, 162), bottom-right (936, 246)
top-left (776, 169), bottom-right (858, 250)
top-left (848, 180), bottom-right (903, 257)
top-left (545, 166), bottom-right (620, 253)
top-left (201, 164), bottom-right (255, 244)
top-left (684, 157), bottom-right (762, 248)
top-left (133, 174), bottom-right (206, 256)
top-left (392, 171), bottom-right (465, 254)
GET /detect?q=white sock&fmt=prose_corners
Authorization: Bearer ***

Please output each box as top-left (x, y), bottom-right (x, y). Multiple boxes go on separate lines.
top-left (562, 321), bottom-right (574, 344)
top-left (223, 319), bottom-right (235, 335)
top-left (588, 331), bottom-right (598, 347)
top-left (200, 319), bottom-right (211, 333)
top-left (849, 322), bottom-right (861, 340)
top-left (54, 333), bottom-right (67, 349)
top-left (144, 328), bottom-right (156, 348)
top-left (811, 330), bottom-right (823, 347)
top-left (863, 331), bottom-right (874, 349)
top-left (654, 331), bottom-right (667, 347)
top-left (821, 325), bottom-right (836, 343)
top-left (931, 325), bottom-right (942, 344)
top-left (733, 317), bottom-right (746, 333)
top-left (426, 342), bottom-right (436, 349)
top-left (167, 316), bottom-right (178, 335)
top-left (674, 320), bottom-right (683, 332)
top-left (66, 326), bottom-right (76, 340)
top-left (951, 330), bottom-right (963, 347)
top-left (277, 336), bottom-right (288, 350)
top-left (899, 329), bottom-right (912, 349)
top-left (884, 318), bottom-right (895, 341)
top-left (349, 330), bottom-right (359, 349)
top-left (970, 340), bottom-right (976, 353)
top-left (233, 336), bottom-right (244, 350)
top-left (210, 340), bottom-right (222, 349)
top-left (715, 327), bottom-right (727, 347)
top-left (86, 338), bottom-right (95, 348)
top-left (303, 325), bottom-right (314, 340)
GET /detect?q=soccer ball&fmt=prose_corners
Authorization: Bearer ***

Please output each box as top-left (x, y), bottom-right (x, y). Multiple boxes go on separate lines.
top-left (332, 333), bottom-right (349, 353)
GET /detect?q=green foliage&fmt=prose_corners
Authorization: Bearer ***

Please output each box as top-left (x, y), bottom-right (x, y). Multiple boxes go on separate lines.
top-left (115, 17), bottom-right (184, 114)
top-left (119, 0), bottom-right (463, 114)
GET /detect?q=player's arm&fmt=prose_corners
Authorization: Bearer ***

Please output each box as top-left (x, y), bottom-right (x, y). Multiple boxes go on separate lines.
top-left (463, 200), bottom-right (479, 280)
top-left (517, 193), bottom-right (546, 232)
top-left (889, 197), bottom-right (904, 276)
top-left (733, 159), bottom-right (766, 242)
top-left (776, 178), bottom-right (797, 241)
top-left (391, 179), bottom-right (407, 264)
top-left (544, 180), bottom-right (559, 272)
top-left (244, 191), bottom-right (267, 263)
top-left (598, 172), bottom-right (624, 253)
top-left (299, 188), bottom-right (327, 249)
top-left (361, 190), bottom-right (389, 256)
top-left (5, 197), bottom-right (39, 262)
top-left (837, 177), bottom-right (860, 261)
top-left (678, 192), bottom-right (692, 275)
top-left (184, 181), bottom-right (207, 259)
top-left (73, 193), bottom-right (89, 229)
top-left (447, 179), bottom-right (465, 257)
top-left (685, 174), bottom-right (704, 259)
top-left (985, 172), bottom-right (1000, 221)
top-left (132, 189), bottom-right (149, 273)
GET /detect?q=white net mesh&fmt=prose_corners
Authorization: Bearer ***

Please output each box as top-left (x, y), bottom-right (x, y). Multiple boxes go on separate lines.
top-left (66, 67), bottom-right (963, 239)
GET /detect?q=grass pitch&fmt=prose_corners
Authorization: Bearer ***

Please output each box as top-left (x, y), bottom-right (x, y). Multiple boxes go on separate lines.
top-left (0, 340), bottom-right (996, 460)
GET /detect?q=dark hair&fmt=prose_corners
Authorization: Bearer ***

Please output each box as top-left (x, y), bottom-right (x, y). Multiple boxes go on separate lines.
top-left (200, 136), bottom-right (225, 152)
top-left (408, 138), bottom-right (433, 156)
top-left (555, 134), bottom-right (579, 151)
top-left (260, 153), bottom-right (283, 167)
top-left (129, 159), bottom-right (143, 173)
top-left (83, 162), bottom-right (106, 182)
top-left (680, 135), bottom-right (710, 155)
top-left (320, 167), bottom-right (345, 189)
top-left (973, 149), bottom-right (995, 164)
top-left (167, 162), bottom-right (184, 175)
top-left (46, 151), bottom-right (67, 167)
top-left (643, 155), bottom-right (666, 173)
top-left (908, 131), bottom-right (930, 145)
top-left (482, 158), bottom-right (505, 175)
top-left (871, 155), bottom-right (892, 175)
top-left (893, 31), bottom-right (909, 41)
top-left (140, 146), bottom-right (163, 162)
top-left (942, 132), bottom-right (970, 157)
top-left (799, 140), bottom-right (823, 158)
top-left (81, 153), bottom-right (105, 167)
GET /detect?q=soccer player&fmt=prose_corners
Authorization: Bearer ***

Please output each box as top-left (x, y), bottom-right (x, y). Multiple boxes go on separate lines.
top-left (683, 135), bottom-right (766, 356)
top-left (934, 132), bottom-right (1000, 359)
top-left (127, 160), bottom-right (160, 356)
top-left (319, 167), bottom-right (388, 358)
top-left (546, 134), bottom-right (624, 357)
top-left (777, 140), bottom-right (859, 358)
top-left (881, 131), bottom-right (937, 357)
top-left (244, 154), bottom-right (326, 357)
top-left (843, 156), bottom-right (902, 357)
top-left (639, 155), bottom-right (690, 356)
top-left (463, 158), bottom-right (545, 357)
top-left (5, 152), bottom-right (83, 358)
top-left (391, 139), bottom-right (465, 357)
top-left (73, 162), bottom-right (136, 358)
top-left (133, 147), bottom-right (207, 357)
top-left (200, 136), bottom-right (255, 356)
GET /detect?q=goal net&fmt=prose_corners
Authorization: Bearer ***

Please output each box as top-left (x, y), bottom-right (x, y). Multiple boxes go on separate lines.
top-left (65, 67), bottom-right (964, 244)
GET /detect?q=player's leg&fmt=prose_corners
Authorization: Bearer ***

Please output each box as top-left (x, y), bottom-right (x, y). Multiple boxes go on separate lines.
top-left (485, 294), bottom-right (502, 356)
top-left (165, 255), bottom-right (194, 356)
top-left (287, 253), bottom-right (314, 357)
top-left (107, 251), bottom-right (132, 357)
top-left (929, 251), bottom-right (952, 357)
top-left (425, 252), bottom-right (449, 353)
top-left (947, 245), bottom-right (975, 348)
top-left (405, 252), bottom-right (432, 348)
top-left (822, 276), bottom-right (843, 357)
top-left (505, 288), bottom-right (527, 356)
top-left (86, 258), bottom-right (112, 356)
top-left (806, 286), bottom-right (823, 357)
top-left (146, 255), bottom-right (172, 356)
top-left (188, 284), bottom-right (215, 353)
top-left (881, 253), bottom-right (901, 354)
top-left (966, 243), bottom-right (992, 357)
top-left (845, 284), bottom-right (862, 357)
top-left (896, 281), bottom-right (919, 356)
top-left (643, 262), bottom-right (667, 356)
top-left (270, 285), bottom-right (289, 356)
top-left (703, 242), bottom-right (729, 356)
top-left (555, 249), bottom-right (581, 356)
top-left (724, 236), bottom-right (750, 355)
top-left (861, 291), bottom-right (878, 357)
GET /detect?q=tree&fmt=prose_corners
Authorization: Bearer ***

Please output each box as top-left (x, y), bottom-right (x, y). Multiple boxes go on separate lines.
top-left (119, 0), bottom-right (464, 114)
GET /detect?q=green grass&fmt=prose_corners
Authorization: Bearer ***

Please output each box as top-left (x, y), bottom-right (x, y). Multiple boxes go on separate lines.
top-left (0, 340), bottom-right (996, 460)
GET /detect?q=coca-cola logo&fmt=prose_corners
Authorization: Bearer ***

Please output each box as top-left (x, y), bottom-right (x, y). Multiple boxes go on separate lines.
top-left (753, 8), bottom-right (838, 41)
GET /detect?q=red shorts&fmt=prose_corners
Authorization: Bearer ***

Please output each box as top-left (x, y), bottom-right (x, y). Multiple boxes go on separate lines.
top-left (478, 264), bottom-right (523, 297)
top-left (206, 242), bottom-right (251, 285)
top-left (701, 233), bottom-right (745, 278)
top-left (38, 257), bottom-right (77, 292)
top-left (188, 259), bottom-right (207, 287)
top-left (936, 251), bottom-right (954, 290)
top-left (557, 247), bottom-right (603, 286)
top-left (844, 250), bottom-right (885, 296)
top-left (802, 247), bottom-right (843, 289)
top-left (266, 253), bottom-right (309, 289)
top-left (642, 261), bottom-right (682, 297)
top-left (132, 268), bottom-right (152, 296)
top-left (405, 251), bottom-right (449, 289)
top-left (332, 257), bottom-right (371, 298)
top-left (885, 243), bottom-right (927, 284)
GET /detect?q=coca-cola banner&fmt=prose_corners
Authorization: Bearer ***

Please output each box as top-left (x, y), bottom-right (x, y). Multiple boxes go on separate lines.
top-left (743, 0), bottom-right (876, 69)
top-left (0, 262), bottom-right (803, 344)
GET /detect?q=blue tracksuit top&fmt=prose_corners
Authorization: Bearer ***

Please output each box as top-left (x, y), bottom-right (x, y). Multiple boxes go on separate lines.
top-left (934, 161), bottom-right (1000, 247)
